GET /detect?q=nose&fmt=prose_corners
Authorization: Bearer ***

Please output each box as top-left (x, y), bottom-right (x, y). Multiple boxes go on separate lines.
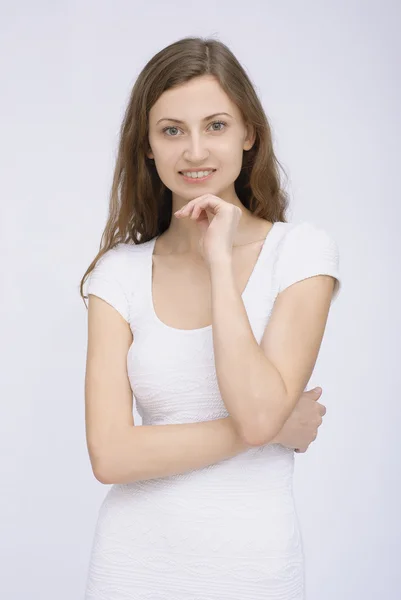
top-left (183, 133), bottom-right (209, 163)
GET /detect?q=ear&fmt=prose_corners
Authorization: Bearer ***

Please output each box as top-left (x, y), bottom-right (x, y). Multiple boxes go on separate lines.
top-left (243, 123), bottom-right (256, 151)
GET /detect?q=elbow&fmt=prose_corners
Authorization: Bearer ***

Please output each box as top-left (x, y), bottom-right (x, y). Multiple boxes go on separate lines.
top-left (239, 390), bottom-right (291, 447)
top-left (90, 427), bottom-right (143, 485)
top-left (89, 444), bottom-right (120, 485)
top-left (87, 442), bottom-right (112, 484)
top-left (240, 430), bottom-right (273, 448)
top-left (88, 431), bottom-right (130, 485)
top-left (91, 457), bottom-right (114, 484)
top-left (93, 466), bottom-right (113, 485)
top-left (238, 415), bottom-right (279, 447)
top-left (91, 450), bottom-right (139, 485)
top-left (93, 460), bottom-right (129, 485)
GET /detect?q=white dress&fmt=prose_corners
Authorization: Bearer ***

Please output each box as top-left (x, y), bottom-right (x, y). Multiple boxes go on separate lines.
top-left (84, 220), bottom-right (341, 600)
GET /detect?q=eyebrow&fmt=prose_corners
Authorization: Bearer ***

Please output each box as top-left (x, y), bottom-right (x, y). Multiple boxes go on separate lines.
top-left (156, 112), bottom-right (233, 126)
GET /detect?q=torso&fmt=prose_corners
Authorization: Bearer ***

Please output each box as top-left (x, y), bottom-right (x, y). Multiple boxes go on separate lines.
top-left (151, 219), bottom-right (275, 330)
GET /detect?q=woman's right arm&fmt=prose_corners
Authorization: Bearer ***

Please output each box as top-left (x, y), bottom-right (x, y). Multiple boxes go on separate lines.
top-left (99, 418), bottom-right (252, 485)
top-left (85, 295), bottom-right (253, 485)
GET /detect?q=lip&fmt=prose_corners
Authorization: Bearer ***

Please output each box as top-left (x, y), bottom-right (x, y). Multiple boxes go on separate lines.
top-left (179, 169), bottom-right (216, 183)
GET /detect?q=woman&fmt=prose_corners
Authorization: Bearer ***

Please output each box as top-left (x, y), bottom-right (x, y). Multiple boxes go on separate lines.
top-left (81, 36), bottom-right (341, 599)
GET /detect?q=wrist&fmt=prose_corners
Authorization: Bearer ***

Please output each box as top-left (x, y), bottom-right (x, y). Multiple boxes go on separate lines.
top-left (208, 254), bottom-right (233, 272)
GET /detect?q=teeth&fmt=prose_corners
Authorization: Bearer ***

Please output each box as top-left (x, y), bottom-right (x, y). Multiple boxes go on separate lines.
top-left (181, 170), bottom-right (213, 178)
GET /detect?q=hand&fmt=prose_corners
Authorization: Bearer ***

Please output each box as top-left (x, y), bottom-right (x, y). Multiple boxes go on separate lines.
top-left (273, 387), bottom-right (327, 453)
top-left (174, 194), bottom-right (243, 266)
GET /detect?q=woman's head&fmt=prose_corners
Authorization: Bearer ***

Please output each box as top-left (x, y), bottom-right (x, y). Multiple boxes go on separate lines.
top-left (147, 74), bottom-right (256, 212)
top-left (80, 36), bottom-right (289, 303)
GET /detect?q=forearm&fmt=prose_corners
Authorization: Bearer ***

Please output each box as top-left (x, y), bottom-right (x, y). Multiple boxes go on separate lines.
top-left (210, 258), bottom-right (288, 445)
top-left (96, 417), bottom-right (254, 485)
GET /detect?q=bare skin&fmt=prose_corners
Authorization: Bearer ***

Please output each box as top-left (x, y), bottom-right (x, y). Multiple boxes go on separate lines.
top-left (152, 216), bottom-right (274, 330)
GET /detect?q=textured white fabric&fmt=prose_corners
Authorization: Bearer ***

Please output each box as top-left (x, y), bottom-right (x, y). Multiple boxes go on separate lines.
top-left (84, 221), bottom-right (341, 599)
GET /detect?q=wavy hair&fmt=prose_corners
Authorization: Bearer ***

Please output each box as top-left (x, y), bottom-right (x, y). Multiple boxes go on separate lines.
top-left (80, 35), bottom-right (290, 306)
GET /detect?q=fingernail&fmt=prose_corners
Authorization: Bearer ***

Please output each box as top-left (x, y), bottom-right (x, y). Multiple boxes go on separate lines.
top-left (315, 387), bottom-right (322, 393)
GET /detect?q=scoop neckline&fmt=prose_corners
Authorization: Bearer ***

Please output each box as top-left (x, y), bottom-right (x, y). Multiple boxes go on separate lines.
top-left (148, 222), bottom-right (281, 334)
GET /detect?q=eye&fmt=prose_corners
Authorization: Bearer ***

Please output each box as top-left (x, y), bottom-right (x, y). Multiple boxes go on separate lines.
top-left (162, 120), bottom-right (227, 137)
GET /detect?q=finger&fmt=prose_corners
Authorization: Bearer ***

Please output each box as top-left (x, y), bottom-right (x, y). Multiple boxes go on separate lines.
top-left (178, 200), bottom-right (197, 214)
top-left (176, 198), bottom-right (207, 218)
top-left (175, 196), bottom-right (204, 214)
top-left (191, 204), bottom-right (203, 219)
top-left (184, 194), bottom-right (213, 208)
top-left (309, 387), bottom-right (322, 399)
top-left (192, 195), bottom-right (222, 215)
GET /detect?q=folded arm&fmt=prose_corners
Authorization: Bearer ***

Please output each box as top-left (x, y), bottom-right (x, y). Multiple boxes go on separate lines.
top-left (210, 257), bottom-right (337, 446)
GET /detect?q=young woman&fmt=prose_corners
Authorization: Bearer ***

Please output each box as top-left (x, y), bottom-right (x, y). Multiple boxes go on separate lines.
top-left (81, 36), bottom-right (341, 600)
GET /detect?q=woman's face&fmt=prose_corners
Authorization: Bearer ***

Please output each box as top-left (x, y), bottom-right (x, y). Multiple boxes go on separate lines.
top-left (147, 75), bottom-right (255, 206)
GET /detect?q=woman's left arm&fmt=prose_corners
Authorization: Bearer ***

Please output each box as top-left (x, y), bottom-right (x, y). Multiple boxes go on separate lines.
top-left (175, 195), bottom-right (340, 449)
top-left (210, 258), bottom-right (336, 447)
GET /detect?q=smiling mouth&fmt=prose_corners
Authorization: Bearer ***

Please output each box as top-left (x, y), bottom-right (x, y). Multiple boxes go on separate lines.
top-left (178, 169), bottom-right (217, 182)
top-left (179, 169), bottom-right (216, 174)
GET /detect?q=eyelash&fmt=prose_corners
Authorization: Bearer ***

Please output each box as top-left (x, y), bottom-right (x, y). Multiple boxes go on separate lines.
top-left (162, 120), bottom-right (227, 137)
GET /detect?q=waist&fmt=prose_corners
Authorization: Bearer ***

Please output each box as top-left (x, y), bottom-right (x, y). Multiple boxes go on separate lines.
top-left (116, 444), bottom-right (295, 508)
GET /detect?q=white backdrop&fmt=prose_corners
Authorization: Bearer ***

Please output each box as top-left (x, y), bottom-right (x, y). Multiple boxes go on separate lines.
top-left (1, 1), bottom-right (400, 598)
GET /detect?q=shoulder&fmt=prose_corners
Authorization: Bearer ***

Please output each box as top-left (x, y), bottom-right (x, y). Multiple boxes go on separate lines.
top-left (274, 220), bottom-right (341, 303)
top-left (90, 240), bottom-right (152, 276)
top-left (98, 239), bottom-right (151, 260)
top-left (85, 239), bottom-right (153, 322)
top-left (276, 220), bottom-right (340, 262)
top-left (277, 220), bottom-right (338, 248)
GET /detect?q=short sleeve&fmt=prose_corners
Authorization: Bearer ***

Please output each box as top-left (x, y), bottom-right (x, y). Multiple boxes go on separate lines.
top-left (85, 244), bottom-right (131, 322)
top-left (276, 222), bottom-right (341, 304)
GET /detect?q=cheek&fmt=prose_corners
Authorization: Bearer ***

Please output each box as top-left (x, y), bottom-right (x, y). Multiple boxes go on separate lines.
top-left (152, 155), bottom-right (180, 182)
top-left (152, 145), bottom-right (178, 167)
top-left (218, 138), bottom-right (243, 157)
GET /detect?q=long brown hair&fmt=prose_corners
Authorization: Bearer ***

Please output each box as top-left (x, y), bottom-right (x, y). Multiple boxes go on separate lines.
top-left (80, 35), bottom-right (290, 307)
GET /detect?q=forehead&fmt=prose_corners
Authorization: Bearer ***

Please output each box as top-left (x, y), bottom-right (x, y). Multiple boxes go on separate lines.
top-left (149, 76), bottom-right (241, 123)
